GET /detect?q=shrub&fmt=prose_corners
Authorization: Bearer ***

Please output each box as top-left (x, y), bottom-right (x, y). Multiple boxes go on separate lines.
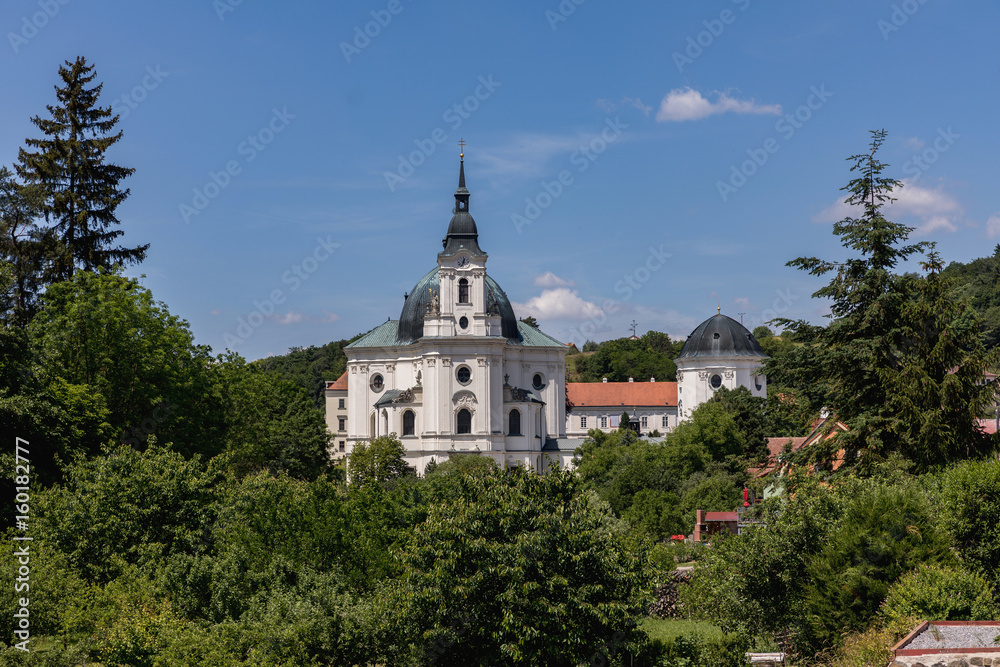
top-left (881, 563), bottom-right (998, 623)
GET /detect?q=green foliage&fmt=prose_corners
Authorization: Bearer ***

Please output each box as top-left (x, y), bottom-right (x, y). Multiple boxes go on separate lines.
top-left (390, 468), bottom-right (653, 666)
top-left (880, 563), bottom-right (998, 623)
top-left (519, 315), bottom-right (539, 328)
top-left (941, 247), bottom-right (1000, 348)
top-left (29, 269), bottom-right (226, 460)
top-left (938, 458), bottom-right (1000, 585)
top-left (0, 167), bottom-right (47, 326)
top-left (216, 354), bottom-right (331, 480)
top-left (575, 332), bottom-right (683, 382)
top-left (17, 56), bottom-right (146, 282)
top-left (348, 433), bottom-right (414, 487)
top-left (799, 479), bottom-right (955, 654)
top-left (707, 386), bottom-right (772, 464)
top-left (34, 443), bottom-right (221, 583)
top-left (775, 130), bottom-right (997, 472)
top-left (254, 338), bottom-right (355, 409)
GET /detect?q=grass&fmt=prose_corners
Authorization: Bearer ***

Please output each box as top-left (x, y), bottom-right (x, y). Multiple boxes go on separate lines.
top-left (642, 617), bottom-right (726, 644)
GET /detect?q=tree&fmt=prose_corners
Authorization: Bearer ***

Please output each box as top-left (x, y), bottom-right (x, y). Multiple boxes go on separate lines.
top-left (775, 130), bottom-right (997, 471)
top-left (519, 316), bottom-right (539, 328)
top-left (348, 434), bottom-right (413, 486)
top-left (0, 167), bottom-right (47, 326)
top-left (389, 468), bottom-right (652, 666)
top-left (17, 57), bottom-right (147, 281)
top-left (217, 355), bottom-right (332, 480)
top-left (576, 334), bottom-right (679, 382)
top-left (29, 269), bottom-right (226, 459)
top-left (706, 386), bottom-right (770, 465)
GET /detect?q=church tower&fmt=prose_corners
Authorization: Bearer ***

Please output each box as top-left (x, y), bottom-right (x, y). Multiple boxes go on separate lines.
top-left (340, 149), bottom-right (570, 473)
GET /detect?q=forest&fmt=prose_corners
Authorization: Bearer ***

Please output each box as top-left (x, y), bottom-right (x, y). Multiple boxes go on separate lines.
top-left (1, 58), bottom-right (999, 666)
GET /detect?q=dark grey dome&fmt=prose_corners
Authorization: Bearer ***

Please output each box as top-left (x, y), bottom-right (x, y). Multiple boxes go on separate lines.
top-left (446, 210), bottom-right (478, 237)
top-left (398, 267), bottom-right (519, 344)
top-left (676, 314), bottom-right (768, 360)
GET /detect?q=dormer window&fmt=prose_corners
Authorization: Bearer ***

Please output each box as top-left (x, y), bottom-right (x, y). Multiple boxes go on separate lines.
top-left (458, 278), bottom-right (470, 304)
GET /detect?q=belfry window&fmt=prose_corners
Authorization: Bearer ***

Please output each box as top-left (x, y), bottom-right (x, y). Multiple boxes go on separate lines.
top-left (457, 408), bottom-right (472, 434)
top-left (458, 278), bottom-right (470, 304)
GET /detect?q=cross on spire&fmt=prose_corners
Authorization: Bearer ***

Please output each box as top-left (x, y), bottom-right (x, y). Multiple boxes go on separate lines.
top-left (457, 138), bottom-right (466, 158)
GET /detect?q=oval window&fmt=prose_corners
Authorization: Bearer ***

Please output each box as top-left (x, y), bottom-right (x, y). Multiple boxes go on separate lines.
top-left (370, 374), bottom-right (384, 392)
top-left (710, 374), bottom-right (722, 389)
top-left (532, 373), bottom-right (544, 390)
top-left (457, 366), bottom-right (471, 384)
top-left (459, 316), bottom-right (469, 329)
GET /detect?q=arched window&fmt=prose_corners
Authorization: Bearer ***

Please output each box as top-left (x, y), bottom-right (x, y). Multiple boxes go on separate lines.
top-left (381, 409), bottom-right (389, 434)
top-left (402, 410), bottom-right (415, 436)
top-left (369, 412), bottom-right (376, 438)
top-left (457, 408), bottom-right (472, 434)
top-left (508, 409), bottom-right (521, 436)
top-left (458, 278), bottom-right (470, 304)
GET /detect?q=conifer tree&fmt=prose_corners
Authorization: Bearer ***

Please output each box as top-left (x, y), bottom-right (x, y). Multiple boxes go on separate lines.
top-left (0, 167), bottom-right (47, 325)
top-left (776, 130), bottom-right (997, 471)
top-left (17, 56), bottom-right (147, 282)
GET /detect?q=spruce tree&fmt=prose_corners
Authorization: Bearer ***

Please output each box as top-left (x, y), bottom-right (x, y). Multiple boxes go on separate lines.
top-left (17, 56), bottom-right (147, 282)
top-left (776, 130), bottom-right (998, 471)
top-left (0, 166), bottom-right (47, 326)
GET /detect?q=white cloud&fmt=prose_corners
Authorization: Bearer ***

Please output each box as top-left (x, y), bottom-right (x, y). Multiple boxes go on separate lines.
top-left (512, 288), bottom-right (604, 322)
top-left (987, 213), bottom-right (1000, 238)
top-left (733, 297), bottom-right (751, 309)
top-left (655, 87), bottom-right (781, 122)
top-left (270, 310), bottom-right (306, 325)
top-left (812, 179), bottom-right (962, 236)
top-left (904, 136), bottom-right (925, 150)
top-left (533, 271), bottom-right (575, 288)
top-left (319, 311), bottom-right (340, 323)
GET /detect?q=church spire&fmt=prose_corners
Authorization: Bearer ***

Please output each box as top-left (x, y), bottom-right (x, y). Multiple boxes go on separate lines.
top-left (454, 139), bottom-right (470, 213)
top-left (441, 140), bottom-right (482, 255)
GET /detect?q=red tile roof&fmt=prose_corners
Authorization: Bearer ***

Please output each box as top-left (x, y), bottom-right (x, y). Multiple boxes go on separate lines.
top-left (705, 511), bottom-right (737, 522)
top-left (977, 418), bottom-right (999, 435)
top-left (325, 371), bottom-right (348, 392)
top-left (566, 381), bottom-right (677, 407)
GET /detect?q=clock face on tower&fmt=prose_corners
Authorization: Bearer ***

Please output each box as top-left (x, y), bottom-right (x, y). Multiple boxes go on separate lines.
top-left (457, 256), bottom-right (469, 268)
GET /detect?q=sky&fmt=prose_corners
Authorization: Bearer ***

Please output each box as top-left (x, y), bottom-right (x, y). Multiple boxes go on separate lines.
top-left (2, 0), bottom-right (998, 360)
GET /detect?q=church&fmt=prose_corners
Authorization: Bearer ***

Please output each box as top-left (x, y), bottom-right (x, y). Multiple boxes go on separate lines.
top-left (326, 155), bottom-right (768, 473)
top-left (333, 154), bottom-right (574, 474)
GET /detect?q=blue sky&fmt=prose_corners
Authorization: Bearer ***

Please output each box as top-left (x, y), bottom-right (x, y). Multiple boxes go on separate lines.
top-left (3, 0), bottom-right (998, 359)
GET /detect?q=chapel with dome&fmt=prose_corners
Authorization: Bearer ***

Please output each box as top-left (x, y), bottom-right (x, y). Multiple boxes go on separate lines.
top-left (338, 155), bottom-right (571, 473)
top-left (674, 312), bottom-right (768, 421)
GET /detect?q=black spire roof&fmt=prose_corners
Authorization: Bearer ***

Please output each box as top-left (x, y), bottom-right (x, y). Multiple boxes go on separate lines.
top-left (676, 314), bottom-right (768, 360)
top-left (441, 155), bottom-right (484, 256)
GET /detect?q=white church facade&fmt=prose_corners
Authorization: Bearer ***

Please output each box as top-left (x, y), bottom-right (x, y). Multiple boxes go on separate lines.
top-left (334, 157), bottom-right (573, 474)
top-left (325, 158), bottom-right (768, 472)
